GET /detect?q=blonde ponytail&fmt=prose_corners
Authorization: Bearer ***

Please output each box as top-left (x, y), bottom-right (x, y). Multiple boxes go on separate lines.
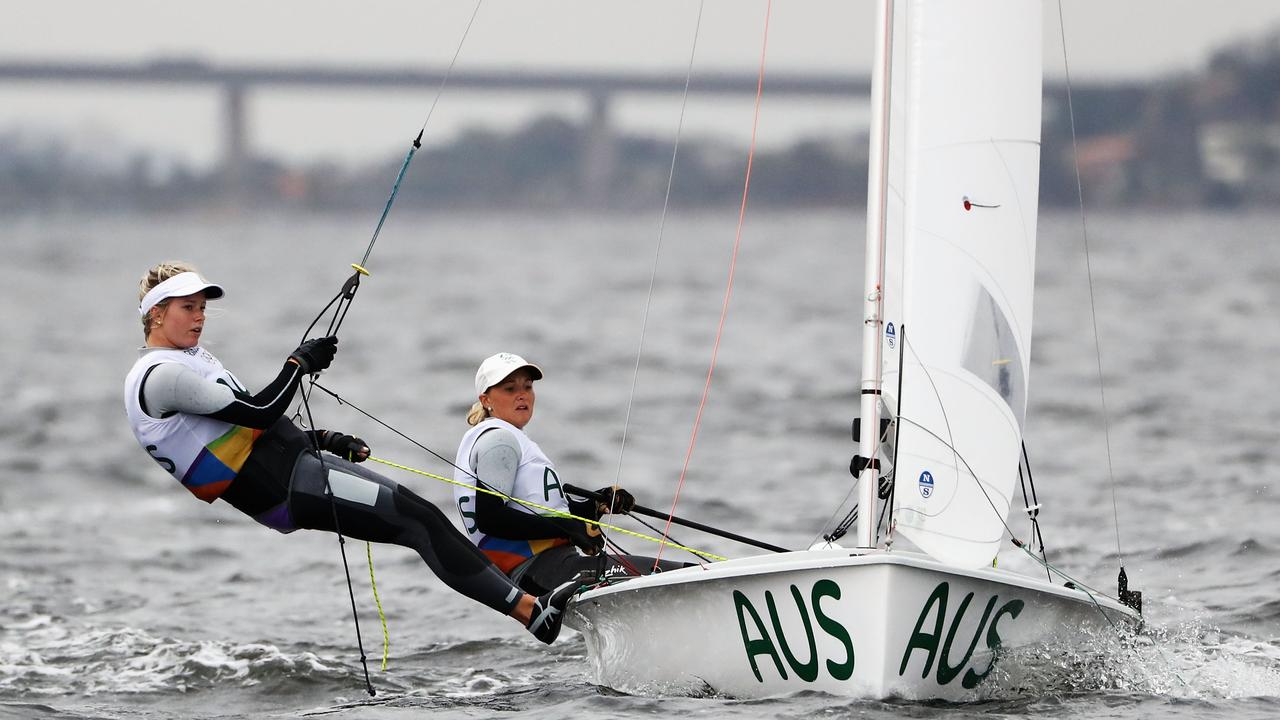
top-left (466, 400), bottom-right (490, 426)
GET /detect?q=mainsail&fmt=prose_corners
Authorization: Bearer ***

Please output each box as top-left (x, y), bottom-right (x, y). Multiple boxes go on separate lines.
top-left (881, 0), bottom-right (1043, 569)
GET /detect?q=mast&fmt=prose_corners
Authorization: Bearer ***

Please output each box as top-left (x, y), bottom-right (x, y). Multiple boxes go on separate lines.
top-left (856, 0), bottom-right (894, 549)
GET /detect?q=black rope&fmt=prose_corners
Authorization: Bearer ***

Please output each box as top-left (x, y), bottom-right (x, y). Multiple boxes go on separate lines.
top-left (310, 381), bottom-right (771, 562)
top-left (1017, 456), bottom-right (1051, 583)
top-left (625, 512), bottom-right (720, 563)
top-left (280, 3), bottom-right (485, 690)
top-left (885, 324), bottom-right (906, 536)
top-left (829, 324), bottom-right (907, 546)
top-left (1017, 442), bottom-right (1052, 582)
top-left (874, 322), bottom-right (907, 545)
top-left (286, 273), bottom-right (377, 697)
top-left (297, 375), bottom-right (375, 697)
top-left (826, 506), bottom-right (857, 543)
top-left (1021, 443), bottom-right (1048, 561)
top-left (307, 382), bottom-right (642, 561)
top-left (875, 490), bottom-right (891, 542)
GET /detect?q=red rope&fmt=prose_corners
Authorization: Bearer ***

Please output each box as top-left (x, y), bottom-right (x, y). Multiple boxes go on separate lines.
top-left (654, 0), bottom-right (773, 569)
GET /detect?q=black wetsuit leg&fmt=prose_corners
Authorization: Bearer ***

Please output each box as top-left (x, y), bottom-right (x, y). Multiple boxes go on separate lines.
top-left (287, 452), bottom-right (523, 615)
top-left (511, 543), bottom-right (694, 595)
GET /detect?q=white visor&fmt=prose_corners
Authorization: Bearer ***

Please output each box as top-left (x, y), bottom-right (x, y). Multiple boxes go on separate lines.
top-left (475, 352), bottom-right (543, 397)
top-left (139, 272), bottom-right (225, 317)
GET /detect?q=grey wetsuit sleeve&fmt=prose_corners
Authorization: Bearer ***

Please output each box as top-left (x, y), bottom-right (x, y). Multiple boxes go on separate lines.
top-left (139, 358), bottom-right (304, 428)
top-left (468, 428), bottom-right (570, 540)
top-left (469, 428), bottom-right (521, 497)
top-left (142, 362), bottom-right (237, 416)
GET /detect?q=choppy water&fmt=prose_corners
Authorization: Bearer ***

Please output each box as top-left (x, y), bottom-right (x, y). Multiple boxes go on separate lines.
top-left (1, 208), bottom-right (1278, 718)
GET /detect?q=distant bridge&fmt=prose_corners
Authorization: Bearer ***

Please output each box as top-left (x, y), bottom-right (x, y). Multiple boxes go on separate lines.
top-left (0, 58), bottom-right (1145, 199)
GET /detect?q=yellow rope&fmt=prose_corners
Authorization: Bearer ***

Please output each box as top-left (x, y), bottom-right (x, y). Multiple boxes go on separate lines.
top-left (365, 541), bottom-right (390, 670)
top-left (368, 456), bottom-right (728, 562)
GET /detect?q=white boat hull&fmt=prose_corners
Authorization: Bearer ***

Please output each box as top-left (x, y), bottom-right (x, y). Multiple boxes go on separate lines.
top-left (565, 549), bottom-right (1138, 700)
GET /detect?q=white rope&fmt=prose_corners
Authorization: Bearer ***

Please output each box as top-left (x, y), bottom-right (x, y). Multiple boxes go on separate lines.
top-left (1056, 0), bottom-right (1125, 566)
top-left (613, 0), bottom-right (707, 487)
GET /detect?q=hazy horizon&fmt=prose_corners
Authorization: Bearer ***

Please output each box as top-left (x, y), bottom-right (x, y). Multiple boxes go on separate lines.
top-left (3, 1), bottom-right (1279, 170)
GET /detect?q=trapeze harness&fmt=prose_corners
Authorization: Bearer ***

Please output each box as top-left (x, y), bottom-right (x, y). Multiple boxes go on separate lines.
top-left (123, 345), bottom-right (522, 614)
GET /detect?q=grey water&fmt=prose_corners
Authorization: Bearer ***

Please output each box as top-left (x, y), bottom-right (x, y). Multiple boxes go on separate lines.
top-left (1, 208), bottom-right (1278, 718)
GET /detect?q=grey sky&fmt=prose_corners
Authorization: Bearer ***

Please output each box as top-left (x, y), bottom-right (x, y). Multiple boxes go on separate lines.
top-left (3, 1), bottom-right (1279, 169)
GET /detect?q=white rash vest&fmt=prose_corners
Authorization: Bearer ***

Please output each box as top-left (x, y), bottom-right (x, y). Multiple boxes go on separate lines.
top-left (453, 417), bottom-right (571, 572)
top-left (123, 346), bottom-right (263, 502)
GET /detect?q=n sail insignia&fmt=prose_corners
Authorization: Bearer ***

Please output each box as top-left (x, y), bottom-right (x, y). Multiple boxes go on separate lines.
top-left (919, 470), bottom-right (935, 499)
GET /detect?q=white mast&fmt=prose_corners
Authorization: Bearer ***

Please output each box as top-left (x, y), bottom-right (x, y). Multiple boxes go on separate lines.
top-left (856, 0), bottom-right (894, 549)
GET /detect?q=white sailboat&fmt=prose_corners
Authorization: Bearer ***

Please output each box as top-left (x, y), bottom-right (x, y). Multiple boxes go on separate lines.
top-left (565, 0), bottom-right (1142, 700)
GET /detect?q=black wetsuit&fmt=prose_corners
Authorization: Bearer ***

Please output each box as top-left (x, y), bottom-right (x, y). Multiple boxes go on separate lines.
top-left (138, 353), bottom-right (523, 616)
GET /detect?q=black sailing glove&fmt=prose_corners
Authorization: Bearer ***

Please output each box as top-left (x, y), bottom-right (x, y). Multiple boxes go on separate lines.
top-left (289, 336), bottom-right (338, 374)
top-left (320, 430), bottom-right (370, 462)
top-left (594, 486), bottom-right (636, 515)
top-left (550, 516), bottom-right (605, 555)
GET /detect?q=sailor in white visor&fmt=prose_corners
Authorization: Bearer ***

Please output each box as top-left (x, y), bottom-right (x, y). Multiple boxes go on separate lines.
top-left (138, 270), bottom-right (224, 317)
top-left (123, 262), bottom-right (580, 646)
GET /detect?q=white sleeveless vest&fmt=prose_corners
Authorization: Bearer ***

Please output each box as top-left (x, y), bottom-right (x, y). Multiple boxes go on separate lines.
top-left (453, 418), bottom-right (570, 572)
top-left (123, 346), bottom-right (262, 502)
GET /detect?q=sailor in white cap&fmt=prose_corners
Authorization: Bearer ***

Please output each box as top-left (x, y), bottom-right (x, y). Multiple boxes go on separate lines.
top-left (453, 353), bottom-right (690, 594)
top-left (123, 262), bottom-right (579, 645)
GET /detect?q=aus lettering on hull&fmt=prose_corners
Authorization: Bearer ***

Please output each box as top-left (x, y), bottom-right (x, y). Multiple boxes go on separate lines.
top-left (733, 579), bottom-right (855, 684)
top-left (732, 578), bottom-right (1023, 692)
top-left (898, 581), bottom-right (1024, 690)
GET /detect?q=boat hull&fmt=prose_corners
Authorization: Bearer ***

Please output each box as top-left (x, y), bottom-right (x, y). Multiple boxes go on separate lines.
top-left (565, 549), bottom-right (1138, 699)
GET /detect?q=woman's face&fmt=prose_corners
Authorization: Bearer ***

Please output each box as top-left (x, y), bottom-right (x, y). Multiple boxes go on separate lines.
top-left (147, 291), bottom-right (208, 349)
top-left (482, 368), bottom-right (537, 429)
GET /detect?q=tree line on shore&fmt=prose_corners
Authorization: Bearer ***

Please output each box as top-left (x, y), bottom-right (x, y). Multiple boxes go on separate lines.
top-left (4, 28), bottom-right (1279, 213)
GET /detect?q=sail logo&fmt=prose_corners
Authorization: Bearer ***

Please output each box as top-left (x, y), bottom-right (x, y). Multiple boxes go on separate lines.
top-left (918, 470), bottom-right (935, 498)
top-left (885, 322), bottom-right (896, 349)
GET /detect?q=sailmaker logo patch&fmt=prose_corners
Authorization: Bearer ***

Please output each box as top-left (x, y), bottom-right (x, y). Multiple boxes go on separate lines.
top-left (886, 322), bottom-right (896, 349)
top-left (919, 470), bottom-right (934, 498)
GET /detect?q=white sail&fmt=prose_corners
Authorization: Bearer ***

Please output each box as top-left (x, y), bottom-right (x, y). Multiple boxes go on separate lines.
top-left (883, 0), bottom-right (1042, 569)
top-left (567, 3), bottom-right (1144, 699)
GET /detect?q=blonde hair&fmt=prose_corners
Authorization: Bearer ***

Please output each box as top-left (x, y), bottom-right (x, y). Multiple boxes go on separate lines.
top-left (138, 261), bottom-right (199, 338)
top-left (466, 400), bottom-right (491, 426)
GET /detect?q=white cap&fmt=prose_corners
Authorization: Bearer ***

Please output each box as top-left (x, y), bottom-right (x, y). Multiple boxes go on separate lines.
top-left (139, 271), bottom-right (225, 317)
top-left (475, 352), bottom-right (543, 397)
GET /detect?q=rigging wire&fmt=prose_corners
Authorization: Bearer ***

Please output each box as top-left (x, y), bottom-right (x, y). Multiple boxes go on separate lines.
top-left (612, 0), bottom-right (705, 506)
top-left (1018, 442), bottom-right (1053, 581)
top-left (821, 324), bottom-right (907, 549)
top-left (626, 512), bottom-right (716, 563)
top-left (302, 0), bottom-right (487, 349)
top-left (892, 413), bottom-right (1136, 636)
top-left (359, 0), bottom-right (486, 271)
top-left (295, 384), bottom-right (376, 696)
top-left (1056, 0), bottom-right (1125, 567)
top-left (1017, 450), bottom-right (1052, 582)
top-left (893, 415), bottom-right (1020, 543)
top-left (891, 334), bottom-right (1026, 551)
top-left (656, 0), bottom-right (774, 570)
top-left (884, 328), bottom-right (906, 540)
top-left (284, 1), bottom-right (487, 694)
top-left (307, 381), bottom-right (729, 563)
top-left (369, 455), bottom-right (727, 562)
